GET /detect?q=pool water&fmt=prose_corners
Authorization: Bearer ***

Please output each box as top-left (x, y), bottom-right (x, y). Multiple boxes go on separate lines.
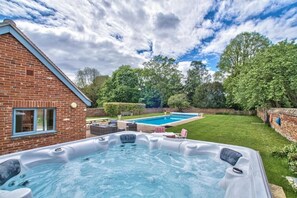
top-left (133, 114), bottom-right (196, 125)
top-left (2, 144), bottom-right (228, 198)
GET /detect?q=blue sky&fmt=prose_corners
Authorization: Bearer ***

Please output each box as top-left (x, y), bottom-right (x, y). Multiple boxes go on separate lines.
top-left (1, 0), bottom-right (297, 80)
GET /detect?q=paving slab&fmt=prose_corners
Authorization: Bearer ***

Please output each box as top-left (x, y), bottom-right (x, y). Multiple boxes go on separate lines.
top-left (270, 183), bottom-right (286, 198)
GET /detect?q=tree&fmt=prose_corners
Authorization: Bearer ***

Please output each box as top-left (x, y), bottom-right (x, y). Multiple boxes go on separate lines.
top-left (75, 67), bottom-right (100, 88)
top-left (142, 55), bottom-right (183, 107)
top-left (185, 61), bottom-right (211, 104)
top-left (233, 41), bottom-right (297, 109)
top-left (82, 76), bottom-right (108, 107)
top-left (74, 67), bottom-right (107, 107)
top-left (193, 82), bottom-right (226, 108)
top-left (97, 65), bottom-right (141, 106)
top-left (213, 71), bottom-right (225, 82)
top-left (168, 94), bottom-right (190, 112)
top-left (218, 32), bottom-right (271, 76)
top-left (138, 67), bottom-right (162, 108)
top-left (218, 32), bottom-right (271, 108)
top-left (138, 88), bottom-right (162, 108)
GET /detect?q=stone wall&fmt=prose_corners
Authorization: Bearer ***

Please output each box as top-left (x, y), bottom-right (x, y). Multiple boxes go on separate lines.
top-left (0, 33), bottom-right (86, 155)
top-left (257, 108), bottom-right (297, 142)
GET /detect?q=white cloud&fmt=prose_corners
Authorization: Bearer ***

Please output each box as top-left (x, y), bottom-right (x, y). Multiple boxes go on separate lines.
top-left (202, 11), bottom-right (297, 54)
top-left (215, 0), bottom-right (272, 22)
top-left (0, 0), bottom-right (296, 80)
top-left (1, 0), bottom-right (215, 78)
top-left (202, 60), bottom-right (208, 64)
top-left (202, 21), bottom-right (257, 54)
top-left (214, 0), bottom-right (295, 23)
top-left (177, 61), bottom-right (192, 77)
top-left (207, 67), bottom-right (216, 81)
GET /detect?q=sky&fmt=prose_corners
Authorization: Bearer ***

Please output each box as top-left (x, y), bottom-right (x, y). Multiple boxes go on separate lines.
top-left (1, 0), bottom-right (297, 80)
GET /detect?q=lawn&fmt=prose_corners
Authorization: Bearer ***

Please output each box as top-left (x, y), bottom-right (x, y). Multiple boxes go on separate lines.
top-left (168, 114), bottom-right (296, 198)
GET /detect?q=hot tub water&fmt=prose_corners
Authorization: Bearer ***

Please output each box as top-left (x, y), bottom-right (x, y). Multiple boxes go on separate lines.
top-left (2, 144), bottom-right (228, 198)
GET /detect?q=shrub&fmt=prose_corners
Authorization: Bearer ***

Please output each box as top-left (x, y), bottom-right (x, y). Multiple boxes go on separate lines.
top-left (103, 102), bottom-right (145, 116)
top-left (167, 94), bottom-right (190, 112)
top-left (272, 143), bottom-right (297, 174)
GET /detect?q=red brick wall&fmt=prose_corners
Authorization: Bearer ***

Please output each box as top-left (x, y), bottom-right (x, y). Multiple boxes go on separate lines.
top-left (257, 108), bottom-right (269, 123)
top-left (179, 108), bottom-right (255, 115)
top-left (257, 108), bottom-right (297, 141)
top-left (0, 33), bottom-right (86, 155)
top-left (143, 108), bottom-right (164, 114)
top-left (86, 108), bottom-right (106, 117)
top-left (87, 107), bottom-right (165, 117)
top-left (266, 109), bottom-right (297, 142)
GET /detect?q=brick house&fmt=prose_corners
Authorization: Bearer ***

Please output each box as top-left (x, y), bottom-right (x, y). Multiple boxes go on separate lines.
top-left (0, 20), bottom-right (91, 155)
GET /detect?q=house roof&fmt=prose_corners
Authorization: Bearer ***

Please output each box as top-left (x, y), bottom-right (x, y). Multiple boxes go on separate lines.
top-left (0, 20), bottom-right (92, 106)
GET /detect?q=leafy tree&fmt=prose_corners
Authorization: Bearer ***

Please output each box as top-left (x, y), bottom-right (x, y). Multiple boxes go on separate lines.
top-left (185, 61), bottom-right (211, 104)
top-left (75, 67), bottom-right (107, 107)
top-left (138, 88), bottom-right (162, 108)
top-left (193, 82), bottom-right (226, 108)
top-left (142, 55), bottom-right (183, 107)
top-left (213, 71), bottom-right (225, 82)
top-left (168, 94), bottom-right (190, 112)
top-left (97, 65), bottom-right (140, 106)
top-left (75, 67), bottom-right (100, 88)
top-left (218, 32), bottom-right (271, 76)
top-left (82, 76), bottom-right (108, 107)
top-left (137, 67), bottom-right (162, 108)
top-left (233, 41), bottom-right (297, 109)
top-left (218, 32), bottom-right (271, 108)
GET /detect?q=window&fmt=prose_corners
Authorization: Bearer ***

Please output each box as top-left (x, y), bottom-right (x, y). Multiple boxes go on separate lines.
top-left (13, 108), bottom-right (56, 137)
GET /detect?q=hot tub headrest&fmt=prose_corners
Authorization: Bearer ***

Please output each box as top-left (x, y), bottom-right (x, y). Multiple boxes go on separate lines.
top-left (220, 148), bottom-right (242, 166)
top-left (0, 159), bottom-right (21, 185)
top-left (120, 134), bottom-right (136, 143)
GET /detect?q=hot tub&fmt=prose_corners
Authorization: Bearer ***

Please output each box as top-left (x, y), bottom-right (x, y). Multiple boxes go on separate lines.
top-left (0, 132), bottom-right (271, 198)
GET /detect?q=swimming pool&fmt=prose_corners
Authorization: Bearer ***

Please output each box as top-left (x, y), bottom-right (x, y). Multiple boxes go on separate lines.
top-left (0, 132), bottom-right (271, 198)
top-left (132, 112), bottom-right (199, 126)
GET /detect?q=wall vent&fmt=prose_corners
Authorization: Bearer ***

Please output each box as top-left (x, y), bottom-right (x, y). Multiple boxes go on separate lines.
top-left (26, 70), bottom-right (34, 76)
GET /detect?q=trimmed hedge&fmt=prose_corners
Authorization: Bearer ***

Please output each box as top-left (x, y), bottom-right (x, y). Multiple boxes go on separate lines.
top-left (103, 102), bottom-right (145, 116)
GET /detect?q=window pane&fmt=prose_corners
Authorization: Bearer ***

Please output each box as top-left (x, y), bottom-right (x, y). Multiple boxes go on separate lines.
top-left (37, 109), bottom-right (44, 131)
top-left (46, 109), bottom-right (54, 131)
top-left (15, 110), bottom-right (34, 133)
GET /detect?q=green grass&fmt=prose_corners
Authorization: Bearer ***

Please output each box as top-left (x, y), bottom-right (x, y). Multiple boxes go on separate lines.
top-left (86, 113), bottom-right (164, 121)
top-left (168, 114), bottom-right (296, 197)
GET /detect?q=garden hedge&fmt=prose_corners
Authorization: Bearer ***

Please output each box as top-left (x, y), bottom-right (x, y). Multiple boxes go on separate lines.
top-left (103, 102), bottom-right (145, 116)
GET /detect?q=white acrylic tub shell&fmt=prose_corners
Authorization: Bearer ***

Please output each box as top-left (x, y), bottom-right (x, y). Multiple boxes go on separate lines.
top-left (0, 131), bottom-right (272, 198)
